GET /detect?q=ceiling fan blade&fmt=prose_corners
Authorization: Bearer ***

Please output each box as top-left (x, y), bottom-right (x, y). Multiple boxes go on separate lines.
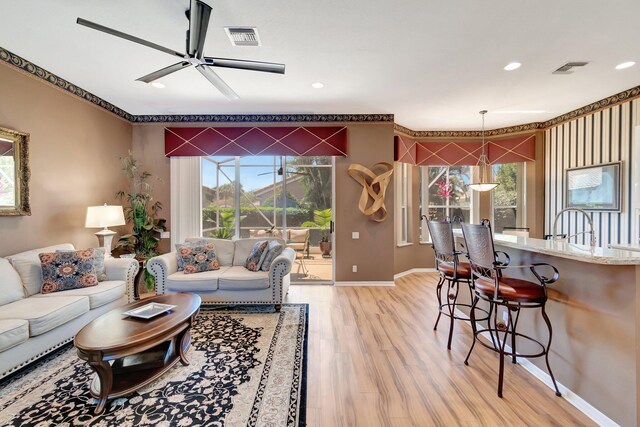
top-left (77, 18), bottom-right (184, 59)
top-left (196, 65), bottom-right (239, 100)
top-left (136, 61), bottom-right (192, 83)
top-left (188, 0), bottom-right (212, 59)
top-left (203, 57), bottom-right (285, 74)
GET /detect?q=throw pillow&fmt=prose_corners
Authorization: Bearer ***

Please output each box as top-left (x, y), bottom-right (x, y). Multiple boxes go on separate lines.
top-left (260, 240), bottom-right (285, 271)
top-left (175, 239), bottom-right (206, 271)
top-left (56, 247), bottom-right (107, 282)
top-left (177, 241), bottom-right (220, 274)
top-left (244, 240), bottom-right (269, 272)
top-left (39, 249), bottom-right (99, 294)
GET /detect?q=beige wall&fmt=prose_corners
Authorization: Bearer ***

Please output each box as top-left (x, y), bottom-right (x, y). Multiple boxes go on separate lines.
top-left (131, 125), bottom-right (171, 254)
top-left (132, 122), bottom-right (397, 283)
top-left (0, 64), bottom-right (132, 256)
top-left (335, 123), bottom-right (395, 282)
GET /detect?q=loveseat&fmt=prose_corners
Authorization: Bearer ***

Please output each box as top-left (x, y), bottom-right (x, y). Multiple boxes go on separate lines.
top-left (0, 243), bottom-right (138, 380)
top-left (147, 238), bottom-right (295, 310)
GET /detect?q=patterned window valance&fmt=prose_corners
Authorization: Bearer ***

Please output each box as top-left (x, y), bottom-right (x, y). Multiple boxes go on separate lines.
top-left (394, 134), bottom-right (536, 165)
top-left (165, 126), bottom-right (348, 157)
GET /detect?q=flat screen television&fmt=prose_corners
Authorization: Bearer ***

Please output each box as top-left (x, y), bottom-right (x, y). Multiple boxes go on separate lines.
top-left (565, 161), bottom-right (621, 211)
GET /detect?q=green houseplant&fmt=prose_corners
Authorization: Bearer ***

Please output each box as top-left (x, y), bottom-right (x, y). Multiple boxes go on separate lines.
top-left (115, 152), bottom-right (166, 291)
top-left (302, 208), bottom-right (332, 256)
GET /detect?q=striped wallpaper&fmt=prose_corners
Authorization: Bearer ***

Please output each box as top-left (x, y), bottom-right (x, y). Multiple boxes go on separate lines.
top-left (544, 98), bottom-right (640, 246)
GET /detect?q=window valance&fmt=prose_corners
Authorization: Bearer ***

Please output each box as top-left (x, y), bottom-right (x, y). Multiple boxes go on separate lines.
top-left (165, 126), bottom-right (348, 157)
top-left (394, 133), bottom-right (536, 166)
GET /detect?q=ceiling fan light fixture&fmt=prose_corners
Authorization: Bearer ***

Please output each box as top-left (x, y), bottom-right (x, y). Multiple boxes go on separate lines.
top-left (469, 110), bottom-right (499, 192)
top-left (615, 61), bottom-right (636, 70)
top-left (504, 62), bottom-right (522, 71)
top-left (151, 81), bottom-right (165, 88)
top-left (311, 82), bottom-right (324, 89)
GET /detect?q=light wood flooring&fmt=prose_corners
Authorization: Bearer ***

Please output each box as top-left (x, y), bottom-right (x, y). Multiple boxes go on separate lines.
top-left (286, 272), bottom-right (594, 427)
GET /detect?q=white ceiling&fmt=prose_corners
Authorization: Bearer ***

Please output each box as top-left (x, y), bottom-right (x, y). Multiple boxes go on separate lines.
top-left (1, 0), bottom-right (640, 130)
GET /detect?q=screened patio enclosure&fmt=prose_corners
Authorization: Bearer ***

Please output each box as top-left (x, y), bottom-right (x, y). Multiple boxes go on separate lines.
top-left (201, 155), bottom-right (333, 282)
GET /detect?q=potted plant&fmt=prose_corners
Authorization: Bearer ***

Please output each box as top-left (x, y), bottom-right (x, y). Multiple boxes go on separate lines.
top-left (115, 152), bottom-right (166, 292)
top-left (302, 208), bottom-right (332, 256)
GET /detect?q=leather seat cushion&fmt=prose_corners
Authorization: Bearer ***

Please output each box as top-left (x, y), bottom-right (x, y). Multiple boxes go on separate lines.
top-left (0, 319), bottom-right (29, 352)
top-left (0, 296), bottom-right (89, 337)
top-left (219, 266), bottom-right (270, 290)
top-left (475, 276), bottom-right (546, 302)
top-left (438, 261), bottom-right (471, 278)
top-left (165, 267), bottom-right (229, 292)
top-left (32, 280), bottom-right (125, 309)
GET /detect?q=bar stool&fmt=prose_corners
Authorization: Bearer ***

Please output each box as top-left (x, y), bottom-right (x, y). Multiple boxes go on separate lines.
top-left (461, 219), bottom-right (561, 398)
top-left (425, 217), bottom-right (489, 350)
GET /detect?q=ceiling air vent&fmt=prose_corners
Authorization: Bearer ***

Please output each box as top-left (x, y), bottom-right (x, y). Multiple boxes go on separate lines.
top-left (225, 27), bottom-right (261, 46)
top-left (553, 62), bottom-right (589, 75)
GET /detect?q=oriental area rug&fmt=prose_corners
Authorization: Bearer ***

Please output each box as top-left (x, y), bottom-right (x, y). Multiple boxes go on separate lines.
top-left (0, 304), bottom-right (308, 427)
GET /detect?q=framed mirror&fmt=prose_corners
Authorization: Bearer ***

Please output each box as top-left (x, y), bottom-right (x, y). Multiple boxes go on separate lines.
top-left (0, 126), bottom-right (30, 216)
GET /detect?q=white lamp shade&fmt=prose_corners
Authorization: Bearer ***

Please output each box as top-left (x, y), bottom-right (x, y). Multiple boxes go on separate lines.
top-left (85, 205), bottom-right (126, 228)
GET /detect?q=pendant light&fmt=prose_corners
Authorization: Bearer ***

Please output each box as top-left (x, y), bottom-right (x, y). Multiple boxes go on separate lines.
top-left (469, 110), bottom-right (499, 192)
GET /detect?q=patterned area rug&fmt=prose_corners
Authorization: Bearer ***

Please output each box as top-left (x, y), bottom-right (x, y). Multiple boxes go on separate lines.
top-left (0, 304), bottom-right (308, 427)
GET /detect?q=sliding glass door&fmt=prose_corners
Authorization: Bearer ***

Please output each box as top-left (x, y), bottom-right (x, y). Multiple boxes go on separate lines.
top-left (202, 155), bottom-right (334, 283)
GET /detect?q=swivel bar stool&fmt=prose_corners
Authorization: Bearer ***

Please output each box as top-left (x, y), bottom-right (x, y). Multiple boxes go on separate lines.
top-left (425, 217), bottom-right (489, 350)
top-left (461, 219), bottom-right (561, 398)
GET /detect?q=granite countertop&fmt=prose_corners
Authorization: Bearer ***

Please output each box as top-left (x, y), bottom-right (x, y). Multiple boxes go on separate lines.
top-left (453, 231), bottom-right (640, 265)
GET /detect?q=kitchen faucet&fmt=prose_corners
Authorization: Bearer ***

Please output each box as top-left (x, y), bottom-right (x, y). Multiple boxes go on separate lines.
top-left (552, 208), bottom-right (596, 248)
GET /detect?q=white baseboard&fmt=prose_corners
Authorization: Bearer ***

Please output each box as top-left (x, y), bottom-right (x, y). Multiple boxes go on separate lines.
top-left (394, 268), bottom-right (437, 280)
top-left (334, 281), bottom-right (395, 287)
top-left (453, 308), bottom-right (619, 427)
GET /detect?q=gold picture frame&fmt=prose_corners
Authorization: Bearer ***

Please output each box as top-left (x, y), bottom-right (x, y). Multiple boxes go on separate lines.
top-left (0, 126), bottom-right (30, 216)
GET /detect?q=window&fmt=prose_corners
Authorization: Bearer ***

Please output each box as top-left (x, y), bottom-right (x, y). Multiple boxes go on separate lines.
top-left (420, 165), bottom-right (474, 242)
top-left (492, 163), bottom-right (525, 233)
top-left (201, 156), bottom-right (332, 240)
top-left (396, 162), bottom-right (412, 245)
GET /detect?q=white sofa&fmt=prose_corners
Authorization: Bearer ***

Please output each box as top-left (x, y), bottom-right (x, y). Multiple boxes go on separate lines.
top-left (147, 238), bottom-right (295, 310)
top-left (0, 243), bottom-right (138, 380)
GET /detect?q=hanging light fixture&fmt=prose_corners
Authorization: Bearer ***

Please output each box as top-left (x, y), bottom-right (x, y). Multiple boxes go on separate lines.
top-left (469, 110), bottom-right (499, 192)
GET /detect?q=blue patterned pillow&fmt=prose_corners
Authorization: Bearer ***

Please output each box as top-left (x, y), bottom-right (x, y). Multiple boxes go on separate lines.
top-left (244, 240), bottom-right (269, 272)
top-left (260, 241), bottom-right (284, 271)
top-left (56, 247), bottom-right (107, 281)
top-left (177, 241), bottom-right (220, 274)
top-left (39, 249), bottom-right (99, 294)
top-left (175, 239), bottom-right (206, 271)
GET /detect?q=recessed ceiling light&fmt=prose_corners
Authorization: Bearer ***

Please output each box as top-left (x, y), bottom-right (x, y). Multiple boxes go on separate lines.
top-left (311, 82), bottom-right (324, 89)
top-left (504, 62), bottom-right (522, 71)
top-left (151, 81), bottom-right (165, 88)
top-left (615, 61), bottom-right (636, 70)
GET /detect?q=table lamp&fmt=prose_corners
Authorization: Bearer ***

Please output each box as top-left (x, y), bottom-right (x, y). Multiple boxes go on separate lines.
top-left (85, 204), bottom-right (126, 257)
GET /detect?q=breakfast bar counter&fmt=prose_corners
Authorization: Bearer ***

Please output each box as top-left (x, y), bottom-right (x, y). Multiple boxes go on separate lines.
top-left (454, 232), bottom-right (640, 426)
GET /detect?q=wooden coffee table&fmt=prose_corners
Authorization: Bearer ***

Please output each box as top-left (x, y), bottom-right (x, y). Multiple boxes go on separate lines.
top-left (74, 293), bottom-right (201, 414)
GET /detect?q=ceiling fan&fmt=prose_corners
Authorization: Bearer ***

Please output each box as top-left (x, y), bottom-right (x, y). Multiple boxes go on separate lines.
top-left (258, 165), bottom-right (310, 177)
top-left (76, 0), bottom-right (285, 100)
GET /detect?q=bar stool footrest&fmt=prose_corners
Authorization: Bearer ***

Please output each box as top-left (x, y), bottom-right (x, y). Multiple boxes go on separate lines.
top-left (437, 303), bottom-right (490, 322)
top-left (474, 327), bottom-right (547, 358)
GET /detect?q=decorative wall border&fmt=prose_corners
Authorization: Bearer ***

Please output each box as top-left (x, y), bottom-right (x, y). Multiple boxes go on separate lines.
top-left (133, 113), bottom-right (394, 123)
top-left (2, 45), bottom-right (638, 130)
top-left (395, 121), bottom-right (544, 138)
